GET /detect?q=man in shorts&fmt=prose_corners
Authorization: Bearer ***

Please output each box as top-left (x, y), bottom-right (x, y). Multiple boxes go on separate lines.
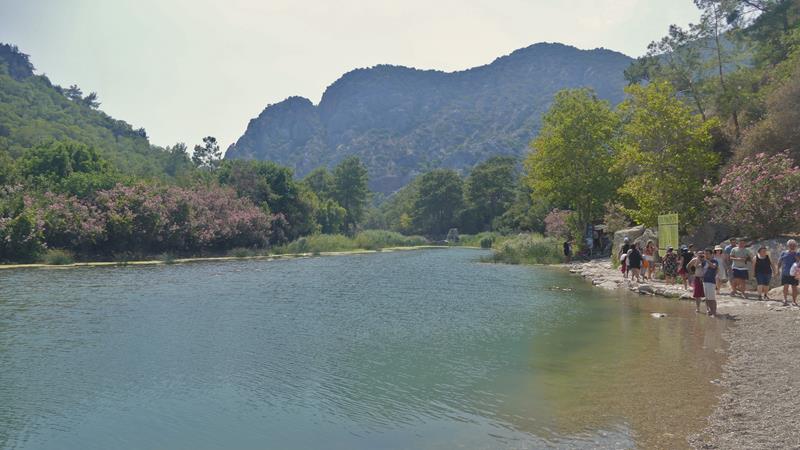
top-left (778, 239), bottom-right (799, 306)
top-left (729, 240), bottom-right (752, 298)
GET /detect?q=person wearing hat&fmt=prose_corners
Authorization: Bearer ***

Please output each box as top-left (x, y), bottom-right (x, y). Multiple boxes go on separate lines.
top-left (662, 246), bottom-right (679, 284)
top-left (753, 245), bottom-right (776, 300)
top-left (713, 245), bottom-right (727, 294)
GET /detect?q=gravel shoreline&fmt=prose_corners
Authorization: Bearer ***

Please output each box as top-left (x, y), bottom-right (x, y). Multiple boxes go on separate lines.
top-left (565, 259), bottom-right (800, 449)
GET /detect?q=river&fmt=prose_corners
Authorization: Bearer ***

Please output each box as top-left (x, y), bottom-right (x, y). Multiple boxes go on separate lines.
top-left (0, 248), bottom-right (727, 449)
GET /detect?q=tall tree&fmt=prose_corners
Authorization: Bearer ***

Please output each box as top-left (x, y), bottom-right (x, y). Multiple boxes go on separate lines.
top-left (615, 82), bottom-right (720, 228)
top-left (303, 167), bottom-right (334, 200)
top-left (412, 169), bottom-right (464, 237)
top-left (192, 136), bottom-right (222, 170)
top-left (332, 156), bottom-right (369, 234)
top-left (464, 156), bottom-right (518, 231)
top-left (694, 0), bottom-right (743, 138)
top-left (625, 25), bottom-right (709, 119)
top-left (525, 88), bottom-right (621, 238)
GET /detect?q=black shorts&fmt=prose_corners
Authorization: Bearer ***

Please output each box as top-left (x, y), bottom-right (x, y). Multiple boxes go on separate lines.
top-left (732, 269), bottom-right (749, 280)
top-left (782, 275), bottom-right (799, 286)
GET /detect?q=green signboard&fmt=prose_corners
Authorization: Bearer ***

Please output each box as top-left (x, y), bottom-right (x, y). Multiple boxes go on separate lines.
top-left (657, 213), bottom-right (679, 254)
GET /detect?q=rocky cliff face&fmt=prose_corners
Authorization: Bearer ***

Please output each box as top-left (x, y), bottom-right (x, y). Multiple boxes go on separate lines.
top-left (226, 43), bottom-right (633, 193)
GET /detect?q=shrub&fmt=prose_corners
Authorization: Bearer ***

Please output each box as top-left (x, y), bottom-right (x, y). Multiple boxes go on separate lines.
top-left (229, 247), bottom-right (256, 258)
top-left (485, 233), bottom-right (563, 264)
top-left (354, 230), bottom-right (426, 250)
top-left (705, 152), bottom-right (800, 237)
top-left (457, 232), bottom-right (510, 248)
top-left (480, 237), bottom-right (493, 249)
top-left (42, 249), bottom-right (74, 265)
top-left (544, 209), bottom-right (574, 239)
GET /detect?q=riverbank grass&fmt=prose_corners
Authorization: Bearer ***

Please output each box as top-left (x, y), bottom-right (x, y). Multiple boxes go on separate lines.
top-left (483, 233), bottom-right (563, 264)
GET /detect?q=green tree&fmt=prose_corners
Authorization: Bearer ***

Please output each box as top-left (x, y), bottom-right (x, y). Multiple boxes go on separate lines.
top-left (332, 156), bottom-right (369, 234)
top-left (164, 142), bottom-right (193, 177)
top-left (316, 198), bottom-right (347, 234)
top-left (18, 142), bottom-right (119, 196)
top-left (412, 169), bottom-right (464, 236)
top-left (615, 82), bottom-right (720, 228)
top-left (625, 25), bottom-right (709, 119)
top-left (217, 159), bottom-right (318, 242)
top-left (303, 167), bottom-right (334, 200)
top-left (192, 136), bottom-right (222, 170)
top-left (525, 88), bottom-right (621, 238)
top-left (464, 156), bottom-right (518, 231)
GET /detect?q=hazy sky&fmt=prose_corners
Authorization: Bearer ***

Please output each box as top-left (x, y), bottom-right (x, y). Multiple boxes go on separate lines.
top-left (0, 0), bottom-right (701, 152)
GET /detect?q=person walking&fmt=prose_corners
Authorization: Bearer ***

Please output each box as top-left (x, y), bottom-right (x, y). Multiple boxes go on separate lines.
top-left (703, 248), bottom-right (720, 317)
top-left (778, 239), bottom-right (799, 306)
top-left (563, 239), bottom-right (572, 263)
top-left (662, 246), bottom-right (679, 285)
top-left (687, 250), bottom-right (707, 313)
top-left (627, 242), bottom-right (643, 283)
top-left (714, 246), bottom-right (727, 294)
top-left (729, 240), bottom-right (753, 298)
top-left (753, 246), bottom-right (775, 301)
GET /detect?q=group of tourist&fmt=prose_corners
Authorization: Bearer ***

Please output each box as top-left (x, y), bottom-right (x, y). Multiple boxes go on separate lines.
top-left (619, 238), bottom-right (800, 316)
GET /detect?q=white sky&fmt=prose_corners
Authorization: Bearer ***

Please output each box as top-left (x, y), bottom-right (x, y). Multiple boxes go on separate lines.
top-left (0, 0), bottom-right (701, 152)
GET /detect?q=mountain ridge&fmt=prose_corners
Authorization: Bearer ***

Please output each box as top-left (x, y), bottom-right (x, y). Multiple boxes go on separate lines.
top-left (226, 42), bottom-right (633, 193)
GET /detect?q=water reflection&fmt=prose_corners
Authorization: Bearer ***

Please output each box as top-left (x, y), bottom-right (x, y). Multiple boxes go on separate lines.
top-left (0, 250), bottom-right (726, 449)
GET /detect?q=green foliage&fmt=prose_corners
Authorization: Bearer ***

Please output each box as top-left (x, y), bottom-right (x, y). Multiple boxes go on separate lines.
top-left (41, 248), bottom-right (74, 265)
top-left (480, 237), bottom-right (493, 249)
top-left (464, 156), bottom-right (518, 232)
top-left (217, 159), bottom-right (318, 242)
top-left (303, 167), bottom-right (334, 199)
top-left (354, 230), bottom-right (426, 250)
top-left (316, 198), bottom-right (347, 234)
top-left (484, 233), bottom-right (563, 265)
top-left (273, 231), bottom-right (426, 255)
top-left (525, 89), bottom-right (621, 236)
top-left (192, 136), bottom-right (221, 170)
top-left (614, 82), bottom-right (720, 228)
top-left (229, 247), bottom-right (258, 258)
top-left (18, 141), bottom-right (122, 196)
top-left (412, 169), bottom-right (464, 237)
top-left (0, 46), bottom-right (176, 178)
top-left (332, 156), bottom-right (369, 233)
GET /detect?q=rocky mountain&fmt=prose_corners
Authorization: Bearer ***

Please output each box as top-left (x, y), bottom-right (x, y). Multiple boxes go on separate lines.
top-left (227, 43), bottom-right (633, 193)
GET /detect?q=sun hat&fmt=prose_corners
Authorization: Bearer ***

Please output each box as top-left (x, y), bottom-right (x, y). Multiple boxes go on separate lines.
top-left (714, 245), bottom-right (723, 251)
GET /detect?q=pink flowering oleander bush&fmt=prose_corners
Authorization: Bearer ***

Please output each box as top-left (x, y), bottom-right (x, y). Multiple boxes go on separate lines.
top-left (93, 183), bottom-right (271, 255)
top-left (544, 209), bottom-right (573, 239)
top-left (0, 182), bottom-right (273, 262)
top-left (705, 152), bottom-right (800, 238)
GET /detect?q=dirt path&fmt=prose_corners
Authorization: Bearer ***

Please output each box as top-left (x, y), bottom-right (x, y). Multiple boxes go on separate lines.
top-left (566, 259), bottom-right (800, 449)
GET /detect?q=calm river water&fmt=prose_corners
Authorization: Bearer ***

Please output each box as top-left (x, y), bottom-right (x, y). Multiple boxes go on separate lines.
top-left (0, 248), bottom-right (727, 449)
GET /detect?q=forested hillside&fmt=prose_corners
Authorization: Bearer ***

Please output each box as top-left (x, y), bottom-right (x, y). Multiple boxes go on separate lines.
top-left (0, 44), bottom-right (182, 177)
top-left (226, 43), bottom-right (632, 193)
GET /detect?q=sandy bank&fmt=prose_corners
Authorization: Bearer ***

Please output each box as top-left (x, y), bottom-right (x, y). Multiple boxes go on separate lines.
top-left (565, 258), bottom-right (800, 449)
top-left (0, 245), bottom-right (450, 270)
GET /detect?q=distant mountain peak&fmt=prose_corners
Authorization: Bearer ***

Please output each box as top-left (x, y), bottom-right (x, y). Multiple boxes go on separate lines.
top-left (227, 42), bottom-right (632, 193)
